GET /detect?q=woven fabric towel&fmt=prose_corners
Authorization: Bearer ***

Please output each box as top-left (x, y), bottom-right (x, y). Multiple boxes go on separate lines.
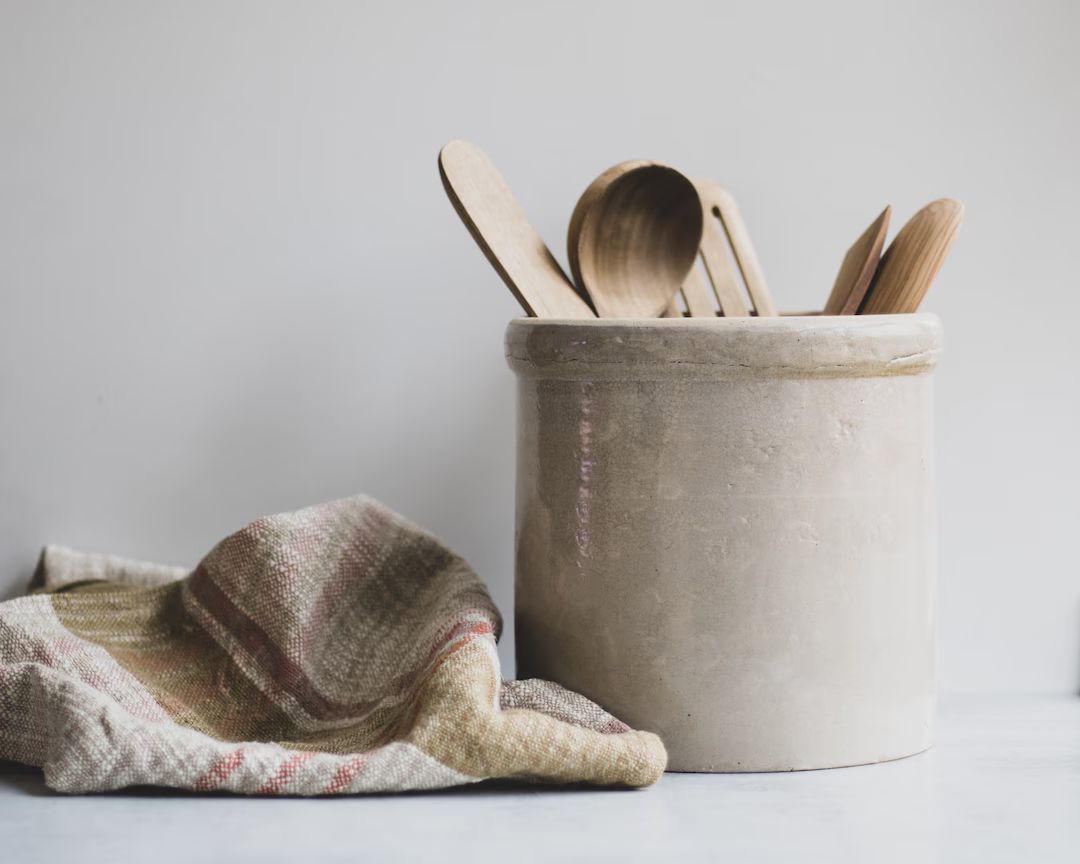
top-left (0, 496), bottom-right (665, 794)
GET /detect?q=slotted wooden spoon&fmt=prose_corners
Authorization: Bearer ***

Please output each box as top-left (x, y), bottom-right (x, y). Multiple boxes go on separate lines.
top-left (668, 180), bottom-right (776, 317)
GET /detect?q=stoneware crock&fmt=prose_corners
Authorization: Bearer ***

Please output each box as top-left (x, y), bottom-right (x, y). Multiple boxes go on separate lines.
top-left (506, 314), bottom-right (942, 772)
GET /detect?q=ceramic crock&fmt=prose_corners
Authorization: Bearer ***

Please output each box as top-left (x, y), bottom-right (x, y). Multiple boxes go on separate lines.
top-left (506, 314), bottom-right (942, 772)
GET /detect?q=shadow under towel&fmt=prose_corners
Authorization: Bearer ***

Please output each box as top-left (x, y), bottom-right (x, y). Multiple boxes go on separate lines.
top-left (0, 495), bottom-right (665, 794)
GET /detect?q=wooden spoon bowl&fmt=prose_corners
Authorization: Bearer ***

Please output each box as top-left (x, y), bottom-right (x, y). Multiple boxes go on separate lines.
top-left (568, 161), bottom-right (704, 318)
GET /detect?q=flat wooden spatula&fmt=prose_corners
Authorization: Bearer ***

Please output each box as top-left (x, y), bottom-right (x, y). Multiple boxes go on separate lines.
top-left (824, 206), bottom-right (891, 315)
top-left (860, 199), bottom-right (964, 314)
top-left (439, 140), bottom-right (595, 318)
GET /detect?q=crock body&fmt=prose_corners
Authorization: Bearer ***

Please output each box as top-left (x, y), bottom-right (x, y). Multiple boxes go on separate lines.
top-left (507, 315), bottom-right (942, 772)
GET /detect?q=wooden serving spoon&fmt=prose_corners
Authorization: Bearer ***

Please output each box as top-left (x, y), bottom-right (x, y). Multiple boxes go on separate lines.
top-left (568, 161), bottom-right (703, 318)
top-left (860, 199), bottom-right (964, 314)
top-left (438, 140), bottom-right (595, 318)
top-left (824, 206), bottom-right (891, 315)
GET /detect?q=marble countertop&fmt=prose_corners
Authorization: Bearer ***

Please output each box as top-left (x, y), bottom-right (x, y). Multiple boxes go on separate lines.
top-left (3, 694), bottom-right (1077, 863)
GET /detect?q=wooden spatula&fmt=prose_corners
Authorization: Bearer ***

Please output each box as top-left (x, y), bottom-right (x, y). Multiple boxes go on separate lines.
top-left (860, 199), bottom-right (964, 314)
top-left (824, 206), bottom-right (891, 315)
top-left (438, 140), bottom-right (595, 319)
top-left (673, 180), bottom-right (776, 317)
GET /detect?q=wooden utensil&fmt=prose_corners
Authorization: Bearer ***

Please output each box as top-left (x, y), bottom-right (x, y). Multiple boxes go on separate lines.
top-left (824, 206), bottom-right (892, 315)
top-left (438, 140), bottom-right (595, 319)
top-left (696, 180), bottom-right (776, 317)
top-left (568, 161), bottom-right (703, 318)
top-left (860, 199), bottom-right (964, 314)
top-left (671, 180), bottom-right (776, 318)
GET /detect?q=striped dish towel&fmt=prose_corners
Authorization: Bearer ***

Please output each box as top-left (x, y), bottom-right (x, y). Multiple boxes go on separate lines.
top-left (0, 496), bottom-right (665, 794)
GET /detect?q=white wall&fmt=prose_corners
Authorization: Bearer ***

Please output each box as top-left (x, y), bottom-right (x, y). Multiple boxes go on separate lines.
top-left (1, 0), bottom-right (1077, 694)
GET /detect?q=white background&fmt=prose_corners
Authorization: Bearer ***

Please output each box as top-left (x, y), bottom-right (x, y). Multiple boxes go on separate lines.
top-left (1, 0), bottom-right (1076, 695)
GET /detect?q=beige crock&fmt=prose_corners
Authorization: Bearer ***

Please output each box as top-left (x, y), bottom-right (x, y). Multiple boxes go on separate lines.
top-left (507, 314), bottom-right (942, 772)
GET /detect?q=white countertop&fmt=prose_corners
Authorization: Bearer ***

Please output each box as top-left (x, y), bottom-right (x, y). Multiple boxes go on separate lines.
top-left (3, 694), bottom-right (1078, 863)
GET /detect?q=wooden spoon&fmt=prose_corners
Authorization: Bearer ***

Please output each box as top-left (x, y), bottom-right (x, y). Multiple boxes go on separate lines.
top-left (860, 199), bottom-right (964, 314)
top-left (438, 140), bottom-right (594, 318)
top-left (671, 181), bottom-right (776, 318)
top-left (823, 206), bottom-right (891, 315)
top-left (696, 180), bottom-right (776, 317)
top-left (568, 161), bottom-right (703, 318)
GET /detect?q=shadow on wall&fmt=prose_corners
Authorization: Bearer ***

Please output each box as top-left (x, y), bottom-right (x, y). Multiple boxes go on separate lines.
top-left (3, 570), bottom-right (33, 603)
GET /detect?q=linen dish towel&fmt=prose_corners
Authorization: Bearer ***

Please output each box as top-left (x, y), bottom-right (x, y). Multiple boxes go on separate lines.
top-left (0, 495), bottom-right (665, 794)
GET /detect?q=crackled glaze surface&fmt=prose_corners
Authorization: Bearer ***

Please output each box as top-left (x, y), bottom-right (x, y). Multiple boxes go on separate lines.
top-left (507, 315), bottom-right (943, 772)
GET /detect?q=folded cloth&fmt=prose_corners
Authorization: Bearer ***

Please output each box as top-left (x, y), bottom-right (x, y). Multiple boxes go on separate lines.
top-left (0, 496), bottom-right (665, 794)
